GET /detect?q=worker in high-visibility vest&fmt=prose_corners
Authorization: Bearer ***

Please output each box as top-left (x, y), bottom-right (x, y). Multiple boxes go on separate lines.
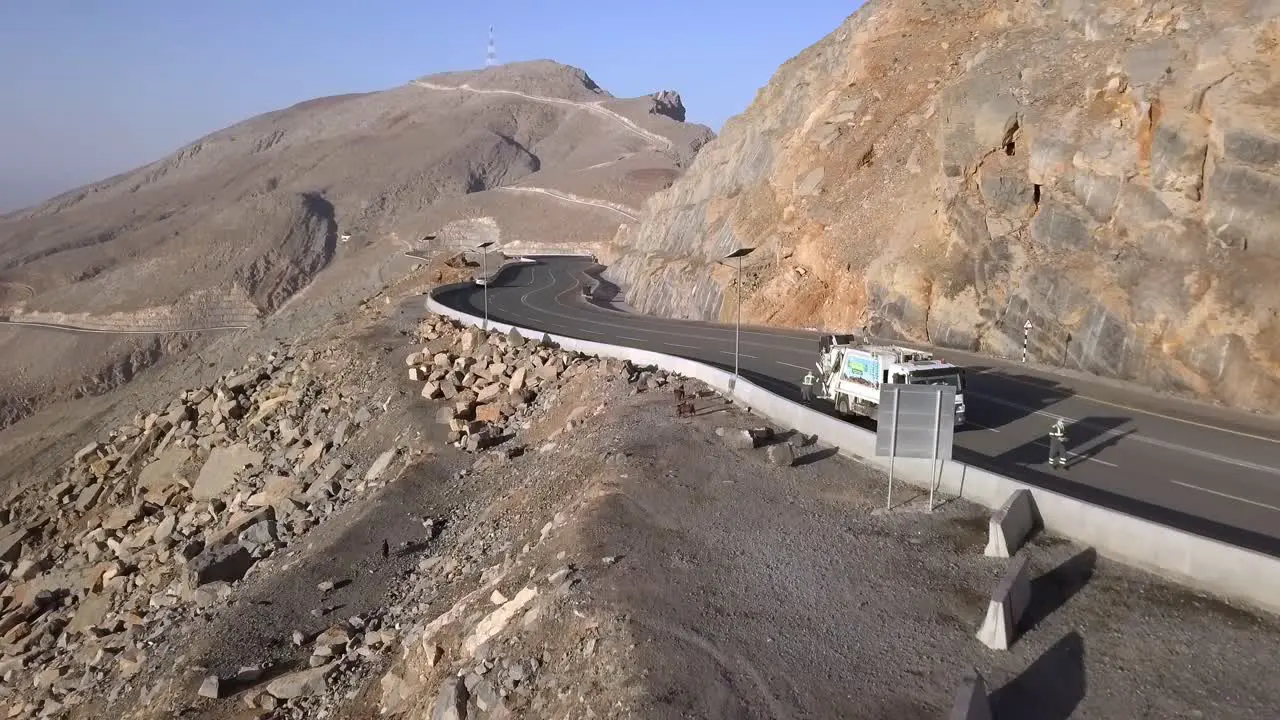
top-left (801, 371), bottom-right (816, 404)
top-left (1048, 418), bottom-right (1069, 469)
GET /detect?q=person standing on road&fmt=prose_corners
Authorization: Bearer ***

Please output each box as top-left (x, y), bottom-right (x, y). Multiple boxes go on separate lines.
top-left (801, 371), bottom-right (816, 403)
top-left (1048, 418), bottom-right (1069, 469)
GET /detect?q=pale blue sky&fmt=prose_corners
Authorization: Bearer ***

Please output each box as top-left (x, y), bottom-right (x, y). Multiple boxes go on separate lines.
top-left (0, 1), bottom-right (859, 212)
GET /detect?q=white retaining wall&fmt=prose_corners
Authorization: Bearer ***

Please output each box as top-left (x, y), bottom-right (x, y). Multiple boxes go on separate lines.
top-left (427, 289), bottom-right (1280, 616)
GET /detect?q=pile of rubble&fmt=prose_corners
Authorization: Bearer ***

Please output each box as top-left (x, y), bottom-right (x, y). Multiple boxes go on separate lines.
top-left (410, 317), bottom-right (672, 454)
top-left (0, 313), bottom-right (688, 718)
top-left (0, 344), bottom-right (409, 718)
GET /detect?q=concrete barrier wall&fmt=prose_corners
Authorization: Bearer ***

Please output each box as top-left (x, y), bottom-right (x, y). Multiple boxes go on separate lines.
top-left (948, 670), bottom-right (993, 720)
top-left (984, 489), bottom-right (1035, 559)
top-left (426, 288), bottom-right (1280, 616)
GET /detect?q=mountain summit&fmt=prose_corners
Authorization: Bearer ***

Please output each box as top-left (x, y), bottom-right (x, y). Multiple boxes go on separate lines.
top-left (0, 60), bottom-right (713, 427)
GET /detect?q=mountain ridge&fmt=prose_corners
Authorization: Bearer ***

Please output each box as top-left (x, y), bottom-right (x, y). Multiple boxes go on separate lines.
top-left (0, 59), bottom-right (714, 429)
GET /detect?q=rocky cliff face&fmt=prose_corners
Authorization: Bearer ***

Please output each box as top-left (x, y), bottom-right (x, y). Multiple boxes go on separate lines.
top-left (607, 0), bottom-right (1280, 411)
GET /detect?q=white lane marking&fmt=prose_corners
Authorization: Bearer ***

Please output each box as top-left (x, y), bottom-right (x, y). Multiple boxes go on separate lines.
top-left (963, 421), bottom-right (1001, 433)
top-left (530, 264), bottom-right (1267, 449)
top-left (719, 350), bottom-right (759, 360)
top-left (968, 390), bottom-right (1280, 477)
top-left (617, 335), bottom-right (645, 342)
top-left (971, 368), bottom-right (1280, 446)
top-left (520, 266), bottom-right (559, 307)
top-left (1171, 481), bottom-right (1280, 513)
top-left (664, 342), bottom-right (699, 349)
top-left (524, 269), bottom-right (811, 353)
top-left (515, 268), bottom-right (771, 354)
top-left (1029, 440), bottom-right (1118, 467)
top-left (508, 263), bottom-right (1278, 470)
top-left (777, 361), bottom-right (813, 372)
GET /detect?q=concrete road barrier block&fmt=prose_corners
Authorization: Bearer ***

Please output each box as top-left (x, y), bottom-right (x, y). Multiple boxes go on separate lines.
top-left (976, 551), bottom-right (1031, 650)
top-left (984, 488), bottom-right (1036, 558)
top-left (947, 669), bottom-right (993, 720)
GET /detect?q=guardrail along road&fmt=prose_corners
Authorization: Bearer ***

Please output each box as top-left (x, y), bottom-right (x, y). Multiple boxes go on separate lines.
top-left (432, 256), bottom-right (1280, 557)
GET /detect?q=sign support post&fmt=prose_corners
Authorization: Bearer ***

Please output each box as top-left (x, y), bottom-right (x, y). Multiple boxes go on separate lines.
top-left (875, 384), bottom-right (955, 512)
top-left (929, 388), bottom-right (942, 511)
top-left (887, 386), bottom-right (899, 511)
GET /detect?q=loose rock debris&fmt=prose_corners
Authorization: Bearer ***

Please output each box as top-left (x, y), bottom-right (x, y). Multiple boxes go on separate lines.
top-left (0, 312), bottom-right (694, 718)
top-left (4, 311), bottom-right (1278, 719)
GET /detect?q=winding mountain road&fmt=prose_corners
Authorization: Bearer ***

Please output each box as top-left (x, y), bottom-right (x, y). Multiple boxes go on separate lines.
top-left (495, 186), bottom-right (640, 221)
top-left (411, 80), bottom-right (674, 152)
top-left (433, 256), bottom-right (1280, 558)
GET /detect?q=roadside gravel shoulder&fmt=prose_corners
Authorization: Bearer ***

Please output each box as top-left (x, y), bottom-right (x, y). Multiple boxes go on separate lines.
top-left (368, 358), bottom-right (1280, 719)
top-left (569, 392), bottom-right (1280, 718)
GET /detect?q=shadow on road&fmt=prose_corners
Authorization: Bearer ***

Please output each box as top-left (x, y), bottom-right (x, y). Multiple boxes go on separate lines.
top-left (963, 366), bottom-right (1083, 429)
top-left (990, 631), bottom-right (1086, 720)
top-left (992, 416), bottom-right (1131, 468)
top-left (1066, 425), bottom-right (1134, 468)
top-left (953, 443), bottom-right (1280, 558)
top-left (580, 263), bottom-right (628, 310)
top-left (1022, 548), bottom-right (1096, 634)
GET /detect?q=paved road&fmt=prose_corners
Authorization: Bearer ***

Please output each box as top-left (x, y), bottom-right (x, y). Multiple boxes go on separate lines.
top-left (433, 257), bottom-right (1280, 557)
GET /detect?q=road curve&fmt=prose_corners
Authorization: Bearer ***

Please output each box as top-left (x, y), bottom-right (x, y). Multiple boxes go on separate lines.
top-left (433, 256), bottom-right (1280, 558)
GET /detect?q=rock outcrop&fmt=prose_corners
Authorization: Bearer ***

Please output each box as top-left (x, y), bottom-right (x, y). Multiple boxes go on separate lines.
top-left (606, 0), bottom-right (1280, 410)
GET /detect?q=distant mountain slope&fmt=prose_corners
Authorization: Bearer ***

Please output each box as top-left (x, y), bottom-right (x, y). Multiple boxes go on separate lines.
top-left (0, 59), bottom-right (714, 429)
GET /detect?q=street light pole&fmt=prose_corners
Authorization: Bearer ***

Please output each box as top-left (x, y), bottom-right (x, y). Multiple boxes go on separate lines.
top-left (476, 240), bottom-right (495, 331)
top-left (724, 248), bottom-right (755, 388)
top-left (735, 253), bottom-right (742, 380)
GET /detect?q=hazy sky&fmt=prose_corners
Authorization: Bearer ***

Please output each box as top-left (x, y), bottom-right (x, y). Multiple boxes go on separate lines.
top-left (0, 1), bottom-right (859, 213)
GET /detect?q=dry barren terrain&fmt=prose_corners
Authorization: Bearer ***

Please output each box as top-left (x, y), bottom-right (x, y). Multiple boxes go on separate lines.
top-left (0, 59), bottom-right (712, 431)
top-left (0, 304), bottom-right (1276, 719)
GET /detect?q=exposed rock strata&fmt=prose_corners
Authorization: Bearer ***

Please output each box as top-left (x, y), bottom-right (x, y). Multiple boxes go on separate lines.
top-left (607, 0), bottom-right (1280, 410)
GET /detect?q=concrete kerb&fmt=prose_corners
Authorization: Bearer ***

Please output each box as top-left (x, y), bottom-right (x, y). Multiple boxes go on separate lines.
top-left (976, 552), bottom-right (1032, 650)
top-left (984, 488), bottom-right (1037, 558)
top-left (425, 287), bottom-right (1280, 617)
top-left (947, 669), bottom-right (993, 720)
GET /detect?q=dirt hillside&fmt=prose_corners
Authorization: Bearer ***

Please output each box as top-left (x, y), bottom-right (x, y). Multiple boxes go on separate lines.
top-left (606, 0), bottom-right (1280, 412)
top-left (0, 60), bottom-right (713, 430)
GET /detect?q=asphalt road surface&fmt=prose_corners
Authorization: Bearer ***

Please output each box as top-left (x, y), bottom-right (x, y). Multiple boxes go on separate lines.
top-left (433, 257), bottom-right (1280, 558)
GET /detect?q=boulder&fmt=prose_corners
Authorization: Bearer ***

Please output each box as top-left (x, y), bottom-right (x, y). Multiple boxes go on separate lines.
top-left (137, 448), bottom-right (195, 496)
top-left (266, 662), bottom-right (336, 700)
top-left (192, 444), bottom-right (263, 501)
top-left (187, 543), bottom-right (255, 588)
top-left (474, 404), bottom-right (503, 424)
top-left (429, 677), bottom-right (469, 720)
top-left (767, 443), bottom-right (796, 467)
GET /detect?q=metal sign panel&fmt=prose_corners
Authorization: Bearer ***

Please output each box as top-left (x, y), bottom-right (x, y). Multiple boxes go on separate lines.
top-left (874, 384), bottom-right (956, 461)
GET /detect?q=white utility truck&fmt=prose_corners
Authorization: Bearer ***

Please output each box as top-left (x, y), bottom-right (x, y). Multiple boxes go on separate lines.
top-left (814, 335), bottom-right (967, 427)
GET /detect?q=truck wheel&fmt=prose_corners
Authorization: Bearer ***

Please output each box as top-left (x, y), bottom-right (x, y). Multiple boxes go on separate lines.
top-left (836, 396), bottom-right (849, 416)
